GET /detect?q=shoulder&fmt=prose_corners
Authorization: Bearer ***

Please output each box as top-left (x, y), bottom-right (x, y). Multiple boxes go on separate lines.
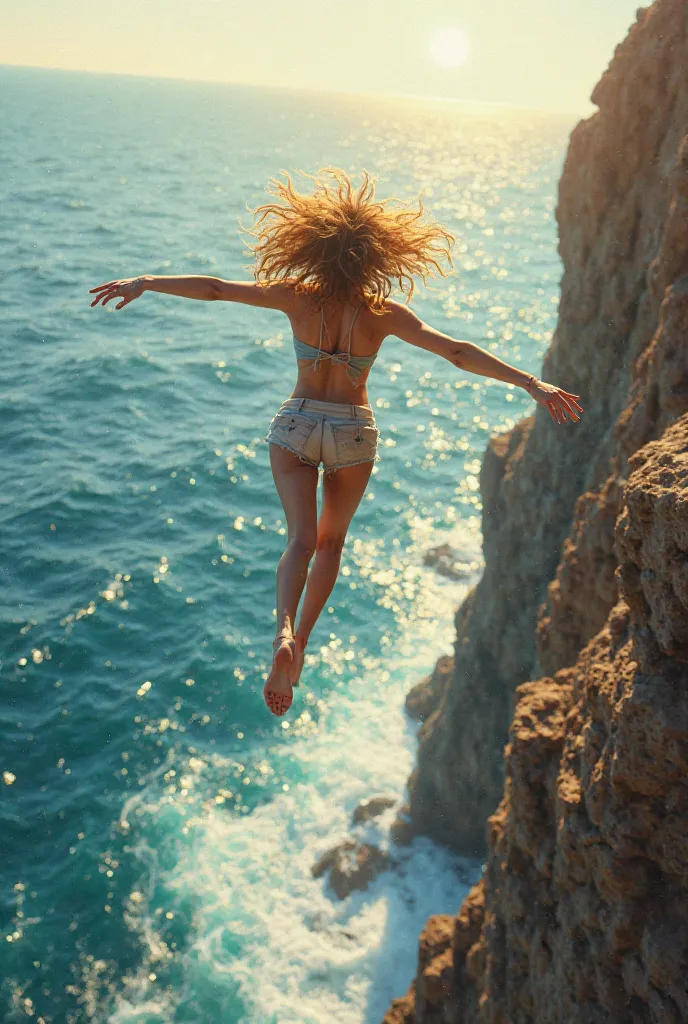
top-left (377, 299), bottom-right (424, 339)
top-left (376, 299), bottom-right (456, 358)
top-left (252, 281), bottom-right (301, 312)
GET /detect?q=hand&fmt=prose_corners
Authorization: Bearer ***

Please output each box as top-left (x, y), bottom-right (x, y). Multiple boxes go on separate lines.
top-left (89, 276), bottom-right (147, 310)
top-left (527, 378), bottom-right (583, 424)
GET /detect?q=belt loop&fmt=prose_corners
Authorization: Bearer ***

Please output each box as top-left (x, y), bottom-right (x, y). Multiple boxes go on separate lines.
top-left (351, 404), bottom-right (356, 420)
top-left (297, 398), bottom-right (306, 412)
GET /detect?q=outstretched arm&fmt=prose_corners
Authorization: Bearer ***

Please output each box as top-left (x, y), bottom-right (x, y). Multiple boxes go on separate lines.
top-left (385, 301), bottom-right (583, 425)
top-left (89, 276), bottom-right (295, 311)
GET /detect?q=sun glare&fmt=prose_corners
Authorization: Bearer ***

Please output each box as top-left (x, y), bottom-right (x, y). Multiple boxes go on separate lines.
top-left (429, 27), bottom-right (471, 70)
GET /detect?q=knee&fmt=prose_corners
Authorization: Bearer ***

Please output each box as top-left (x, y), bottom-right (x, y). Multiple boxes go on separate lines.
top-left (288, 535), bottom-right (316, 561)
top-left (316, 532), bottom-right (346, 556)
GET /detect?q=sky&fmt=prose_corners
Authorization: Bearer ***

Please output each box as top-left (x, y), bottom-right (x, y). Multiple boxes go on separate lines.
top-left (0, 0), bottom-right (644, 113)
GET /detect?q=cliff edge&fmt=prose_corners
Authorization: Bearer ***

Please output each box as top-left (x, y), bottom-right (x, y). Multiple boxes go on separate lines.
top-left (386, 1), bottom-right (688, 1020)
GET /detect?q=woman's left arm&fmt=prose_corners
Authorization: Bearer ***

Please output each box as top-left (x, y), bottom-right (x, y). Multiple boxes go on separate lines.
top-left (90, 276), bottom-right (294, 311)
top-left (385, 301), bottom-right (583, 425)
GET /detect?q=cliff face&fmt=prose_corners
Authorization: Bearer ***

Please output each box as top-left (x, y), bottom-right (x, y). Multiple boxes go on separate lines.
top-left (386, 1), bottom-right (688, 1021)
top-left (386, 415), bottom-right (688, 1023)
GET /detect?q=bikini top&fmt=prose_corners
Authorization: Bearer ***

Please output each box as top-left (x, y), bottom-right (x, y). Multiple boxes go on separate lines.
top-left (292, 301), bottom-right (377, 388)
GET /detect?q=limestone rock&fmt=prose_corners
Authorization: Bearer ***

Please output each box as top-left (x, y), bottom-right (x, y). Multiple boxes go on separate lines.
top-left (387, 426), bottom-right (688, 1020)
top-left (389, 803), bottom-right (415, 847)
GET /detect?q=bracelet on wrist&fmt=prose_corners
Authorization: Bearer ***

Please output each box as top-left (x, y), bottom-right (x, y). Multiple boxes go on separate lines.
top-left (524, 374), bottom-right (538, 395)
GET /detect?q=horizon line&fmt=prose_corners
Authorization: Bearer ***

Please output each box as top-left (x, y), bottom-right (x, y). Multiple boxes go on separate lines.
top-left (0, 61), bottom-right (593, 119)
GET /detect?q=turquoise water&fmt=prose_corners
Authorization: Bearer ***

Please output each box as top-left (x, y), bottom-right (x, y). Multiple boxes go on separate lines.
top-left (0, 66), bottom-right (572, 1023)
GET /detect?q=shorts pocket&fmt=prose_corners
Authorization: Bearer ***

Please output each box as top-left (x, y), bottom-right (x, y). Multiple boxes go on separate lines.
top-left (333, 421), bottom-right (379, 464)
top-left (267, 411), bottom-right (318, 448)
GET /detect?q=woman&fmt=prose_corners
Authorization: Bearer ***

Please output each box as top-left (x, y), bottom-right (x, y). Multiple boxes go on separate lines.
top-left (89, 168), bottom-right (582, 718)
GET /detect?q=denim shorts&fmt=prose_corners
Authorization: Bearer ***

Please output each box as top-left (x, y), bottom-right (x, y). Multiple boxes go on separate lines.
top-left (265, 397), bottom-right (380, 475)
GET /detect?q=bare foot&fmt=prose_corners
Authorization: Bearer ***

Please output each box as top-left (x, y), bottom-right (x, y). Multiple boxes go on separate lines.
top-left (264, 631), bottom-right (295, 717)
top-left (288, 634), bottom-right (308, 688)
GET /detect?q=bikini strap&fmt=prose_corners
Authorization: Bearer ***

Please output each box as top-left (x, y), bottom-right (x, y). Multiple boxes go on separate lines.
top-left (346, 301), bottom-right (363, 357)
top-left (313, 302), bottom-right (326, 372)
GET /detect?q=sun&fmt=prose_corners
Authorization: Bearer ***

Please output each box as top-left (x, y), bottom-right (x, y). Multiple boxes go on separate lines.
top-left (429, 27), bottom-right (471, 69)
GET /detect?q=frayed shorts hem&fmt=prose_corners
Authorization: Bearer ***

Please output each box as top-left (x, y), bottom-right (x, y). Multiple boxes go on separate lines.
top-left (323, 451), bottom-right (380, 476)
top-left (267, 437), bottom-right (378, 476)
top-left (266, 437), bottom-right (320, 469)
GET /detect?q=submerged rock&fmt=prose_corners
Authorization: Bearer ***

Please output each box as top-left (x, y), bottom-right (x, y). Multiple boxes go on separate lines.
top-left (351, 795), bottom-right (397, 825)
top-left (311, 839), bottom-right (389, 900)
top-left (423, 543), bottom-right (474, 580)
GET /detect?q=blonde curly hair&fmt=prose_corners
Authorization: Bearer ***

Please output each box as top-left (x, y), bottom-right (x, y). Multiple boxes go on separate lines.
top-left (243, 167), bottom-right (454, 312)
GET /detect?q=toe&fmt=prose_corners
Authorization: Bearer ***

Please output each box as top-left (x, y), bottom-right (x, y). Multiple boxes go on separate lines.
top-left (265, 690), bottom-right (292, 717)
top-left (264, 676), bottom-right (293, 717)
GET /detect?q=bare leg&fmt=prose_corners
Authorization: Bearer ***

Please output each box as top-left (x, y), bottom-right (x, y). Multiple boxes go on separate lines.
top-left (290, 458), bottom-right (374, 684)
top-left (265, 444), bottom-right (318, 716)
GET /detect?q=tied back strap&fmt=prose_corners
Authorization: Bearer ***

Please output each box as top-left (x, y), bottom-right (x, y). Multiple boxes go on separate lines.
top-left (314, 301), bottom-right (364, 375)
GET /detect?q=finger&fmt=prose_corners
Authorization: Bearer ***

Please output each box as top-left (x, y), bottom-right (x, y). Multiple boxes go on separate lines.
top-left (102, 291), bottom-right (119, 306)
top-left (559, 390), bottom-right (584, 408)
top-left (546, 402), bottom-right (558, 424)
top-left (556, 396), bottom-right (579, 422)
top-left (115, 297), bottom-right (134, 309)
top-left (89, 281), bottom-right (117, 293)
top-left (562, 394), bottom-right (582, 420)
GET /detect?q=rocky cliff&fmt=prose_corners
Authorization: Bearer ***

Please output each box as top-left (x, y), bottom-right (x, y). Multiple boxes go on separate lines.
top-left (385, 1), bottom-right (688, 1020)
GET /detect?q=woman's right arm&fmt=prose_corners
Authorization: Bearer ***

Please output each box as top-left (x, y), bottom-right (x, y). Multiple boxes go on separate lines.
top-left (89, 276), bottom-right (295, 311)
top-left (385, 301), bottom-right (583, 425)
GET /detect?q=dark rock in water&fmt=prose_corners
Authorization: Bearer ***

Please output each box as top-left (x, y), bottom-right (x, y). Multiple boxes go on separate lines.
top-left (389, 803), bottom-right (415, 847)
top-left (405, 654), bottom-right (453, 723)
top-left (312, 839), bottom-right (389, 899)
top-left (423, 543), bottom-right (473, 580)
top-left (351, 795), bottom-right (397, 825)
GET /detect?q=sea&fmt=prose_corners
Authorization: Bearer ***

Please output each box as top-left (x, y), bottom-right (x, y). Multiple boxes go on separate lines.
top-left (0, 65), bottom-right (574, 1023)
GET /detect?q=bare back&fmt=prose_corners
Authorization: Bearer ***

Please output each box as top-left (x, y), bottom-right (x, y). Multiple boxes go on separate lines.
top-left (287, 291), bottom-right (388, 405)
